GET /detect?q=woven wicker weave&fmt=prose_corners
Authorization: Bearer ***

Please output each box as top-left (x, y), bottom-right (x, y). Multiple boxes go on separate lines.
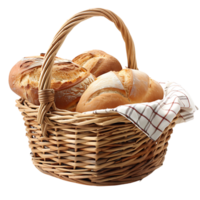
top-left (16, 8), bottom-right (179, 186)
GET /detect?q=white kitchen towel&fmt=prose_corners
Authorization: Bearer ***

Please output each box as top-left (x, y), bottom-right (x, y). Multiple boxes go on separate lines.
top-left (84, 82), bottom-right (198, 141)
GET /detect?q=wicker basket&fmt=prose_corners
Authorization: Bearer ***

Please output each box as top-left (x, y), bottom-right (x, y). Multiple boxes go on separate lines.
top-left (16, 8), bottom-right (179, 186)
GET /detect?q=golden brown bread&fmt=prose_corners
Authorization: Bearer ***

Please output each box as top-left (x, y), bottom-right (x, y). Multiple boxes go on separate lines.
top-left (76, 69), bottom-right (164, 112)
top-left (72, 50), bottom-right (122, 77)
top-left (9, 54), bottom-right (95, 111)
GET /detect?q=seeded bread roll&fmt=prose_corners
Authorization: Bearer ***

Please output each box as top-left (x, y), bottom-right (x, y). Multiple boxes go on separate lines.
top-left (9, 54), bottom-right (95, 111)
top-left (72, 50), bottom-right (122, 77)
top-left (76, 69), bottom-right (164, 112)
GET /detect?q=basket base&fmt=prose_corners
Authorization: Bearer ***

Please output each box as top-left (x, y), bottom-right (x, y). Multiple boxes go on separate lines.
top-left (34, 162), bottom-right (164, 187)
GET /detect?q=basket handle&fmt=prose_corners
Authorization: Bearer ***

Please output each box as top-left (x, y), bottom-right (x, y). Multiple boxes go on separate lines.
top-left (37, 8), bottom-right (138, 137)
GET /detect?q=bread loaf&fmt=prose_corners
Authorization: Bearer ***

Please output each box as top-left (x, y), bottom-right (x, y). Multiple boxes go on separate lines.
top-left (9, 54), bottom-right (95, 111)
top-left (76, 69), bottom-right (164, 112)
top-left (72, 50), bottom-right (122, 77)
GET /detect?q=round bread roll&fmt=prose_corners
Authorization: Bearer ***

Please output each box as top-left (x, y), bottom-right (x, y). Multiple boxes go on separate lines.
top-left (9, 54), bottom-right (95, 111)
top-left (72, 50), bottom-right (122, 77)
top-left (76, 69), bottom-right (164, 112)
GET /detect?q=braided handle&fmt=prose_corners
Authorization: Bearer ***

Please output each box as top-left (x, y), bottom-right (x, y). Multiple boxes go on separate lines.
top-left (37, 8), bottom-right (138, 137)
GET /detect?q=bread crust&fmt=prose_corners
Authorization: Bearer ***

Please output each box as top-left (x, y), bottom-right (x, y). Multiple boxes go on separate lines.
top-left (9, 55), bottom-right (94, 110)
top-left (72, 50), bottom-right (122, 77)
top-left (76, 69), bottom-right (164, 112)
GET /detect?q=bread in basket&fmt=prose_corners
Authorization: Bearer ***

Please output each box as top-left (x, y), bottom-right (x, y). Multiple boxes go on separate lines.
top-left (15, 8), bottom-right (179, 186)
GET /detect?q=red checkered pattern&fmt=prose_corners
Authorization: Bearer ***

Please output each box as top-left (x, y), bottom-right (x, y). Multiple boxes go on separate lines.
top-left (85, 82), bottom-right (198, 141)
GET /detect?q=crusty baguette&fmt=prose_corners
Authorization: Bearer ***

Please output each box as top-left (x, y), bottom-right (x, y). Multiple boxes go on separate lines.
top-left (76, 69), bottom-right (164, 112)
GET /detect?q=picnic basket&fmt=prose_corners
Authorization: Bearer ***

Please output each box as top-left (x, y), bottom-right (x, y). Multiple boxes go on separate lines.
top-left (16, 8), bottom-right (179, 186)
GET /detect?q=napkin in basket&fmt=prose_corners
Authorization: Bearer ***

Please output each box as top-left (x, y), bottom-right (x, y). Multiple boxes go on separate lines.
top-left (84, 82), bottom-right (198, 141)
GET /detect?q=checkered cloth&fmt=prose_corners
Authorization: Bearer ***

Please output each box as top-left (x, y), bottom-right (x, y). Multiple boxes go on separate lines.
top-left (84, 82), bottom-right (198, 141)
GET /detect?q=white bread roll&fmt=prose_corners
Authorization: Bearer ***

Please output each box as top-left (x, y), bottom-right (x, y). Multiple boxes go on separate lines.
top-left (9, 54), bottom-right (95, 111)
top-left (76, 69), bottom-right (164, 112)
top-left (72, 50), bottom-right (122, 77)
